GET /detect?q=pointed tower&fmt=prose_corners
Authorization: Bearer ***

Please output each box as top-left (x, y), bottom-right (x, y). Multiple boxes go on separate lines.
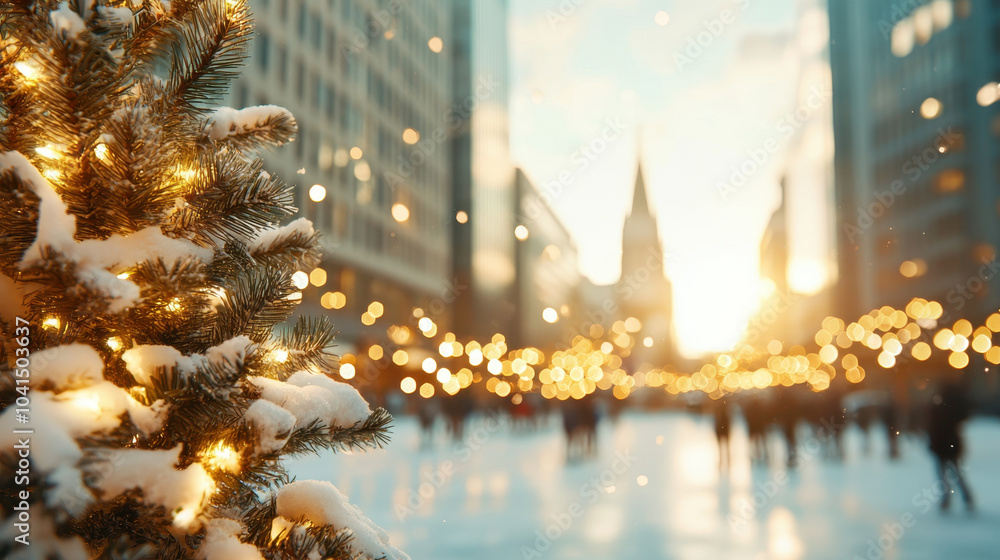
top-left (618, 162), bottom-right (677, 368)
top-left (760, 177), bottom-right (789, 295)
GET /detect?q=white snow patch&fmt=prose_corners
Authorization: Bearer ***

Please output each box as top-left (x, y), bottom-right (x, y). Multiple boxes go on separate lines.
top-left (245, 399), bottom-right (296, 454)
top-left (99, 5), bottom-right (134, 26)
top-left (249, 218), bottom-right (315, 254)
top-left (122, 345), bottom-right (191, 386)
top-left (122, 336), bottom-right (253, 386)
top-left (199, 519), bottom-right (265, 560)
top-left (1, 506), bottom-right (88, 560)
top-left (94, 446), bottom-right (215, 529)
top-left (50, 2), bottom-right (85, 40)
top-left (275, 480), bottom-right (409, 560)
top-left (30, 343), bottom-right (105, 390)
top-left (0, 151), bottom-right (213, 313)
top-left (248, 371), bottom-right (371, 431)
top-left (207, 105), bottom-right (295, 142)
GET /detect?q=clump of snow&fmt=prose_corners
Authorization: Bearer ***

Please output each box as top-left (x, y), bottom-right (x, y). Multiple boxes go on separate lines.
top-left (50, 2), bottom-right (85, 40)
top-left (247, 371), bottom-right (371, 431)
top-left (30, 343), bottom-right (105, 390)
top-left (248, 218), bottom-right (315, 254)
top-left (123, 336), bottom-right (254, 386)
top-left (244, 399), bottom-right (296, 454)
top-left (205, 335), bottom-right (255, 366)
top-left (122, 345), bottom-right (192, 386)
top-left (0, 343), bottom-right (168, 514)
top-left (0, 151), bottom-right (76, 264)
top-left (94, 446), bottom-right (215, 529)
top-left (207, 105), bottom-right (295, 141)
top-left (198, 519), bottom-right (265, 560)
top-left (0, 151), bottom-right (214, 313)
top-left (275, 480), bottom-right (409, 560)
top-left (77, 226), bottom-right (213, 271)
top-left (99, 5), bottom-right (134, 26)
top-left (1, 506), bottom-right (88, 560)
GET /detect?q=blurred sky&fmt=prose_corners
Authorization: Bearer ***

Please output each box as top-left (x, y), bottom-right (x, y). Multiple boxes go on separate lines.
top-left (508, 0), bottom-right (830, 357)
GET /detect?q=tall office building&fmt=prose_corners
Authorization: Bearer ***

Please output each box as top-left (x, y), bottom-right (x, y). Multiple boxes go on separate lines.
top-left (449, 0), bottom-right (516, 341)
top-left (228, 0), bottom-right (454, 338)
top-left (829, 0), bottom-right (1000, 322)
top-left (513, 169), bottom-right (581, 350)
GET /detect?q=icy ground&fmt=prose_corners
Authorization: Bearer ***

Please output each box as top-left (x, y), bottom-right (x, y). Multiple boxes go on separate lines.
top-left (290, 411), bottom-right (1000, 560)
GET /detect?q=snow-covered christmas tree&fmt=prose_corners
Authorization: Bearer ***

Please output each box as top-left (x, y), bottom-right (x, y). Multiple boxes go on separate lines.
top-left (0, 1), bottom-right (406, 558)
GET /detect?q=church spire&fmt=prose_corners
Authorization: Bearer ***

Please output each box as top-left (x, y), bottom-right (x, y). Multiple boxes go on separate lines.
top-left (629, 162), bottom-right (652, 218)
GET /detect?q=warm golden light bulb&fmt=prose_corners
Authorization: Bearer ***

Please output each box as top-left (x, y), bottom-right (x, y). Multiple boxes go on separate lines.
top-left (400, 377), bottom-right (416, 394)
top-left (340, 363), bottom-right (356, 380)
top-left (542, 307), bottom-right (558, 323)
top-left (14, 61), bottom-right (39, 81)
top-left (391, 203), bottom-right (410, 222)
top-left (94, 143), bottom-right (109, 161)
top-left (165, 298), bottom-right (182, 312)
top-left (203, 441), bottom-right (240, 473)
top-left (42, 317), bottom-right (60, 329)
top-left (271, 348), bottom-right (289, 363)
top-left (106, 337), bottom-right (123, 351)
top-left (309, 268), bottom-right (327, 287)
top-left (309, 184), bottom-right (326, 202)
top-left (402, 128), bottom-right (420, 144)
top-left (35, 145), bottom-right (59, 159)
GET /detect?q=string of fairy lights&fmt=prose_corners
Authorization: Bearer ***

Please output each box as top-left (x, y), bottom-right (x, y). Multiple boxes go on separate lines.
top-left (291, 263), bottom-right (1000, 402)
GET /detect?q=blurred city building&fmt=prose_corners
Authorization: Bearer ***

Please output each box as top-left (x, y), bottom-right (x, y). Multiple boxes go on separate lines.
top-left (829, 0), bottom-right (1000, 323)
top-left (619, 163), bottom-right (677, 369)
top-left (449, 0), bottom-right (517, 341)
top-left (228, 0), bottom-right (455, 343)
top-left (512, 169), bottom-right (582, 350)
top-left (755, 0), bottom-right (837, 348)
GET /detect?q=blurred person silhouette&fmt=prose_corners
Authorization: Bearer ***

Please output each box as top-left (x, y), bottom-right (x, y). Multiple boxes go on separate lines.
top-left (927, 381), bottom-right (975, 512)
top-left (562, 397), bottom-right (598, 461)
top-left (442, 390), bottom-right (473, 442)
top-left (743, 394), bottom-right (769, 464)
top-left (882, 400), bottom-right (902, 460)
top-left (713, 398), bottom-right (732, 469)
top-left (416, 398), bottom-right (438, 450)
top-left (775, 386), bottom-right (799, 468)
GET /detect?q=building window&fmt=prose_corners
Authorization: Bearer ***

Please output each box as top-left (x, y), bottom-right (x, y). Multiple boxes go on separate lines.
top-left (257, 32), bottom-right (270, 71)
top-left (276, 44), bottom-right (287, 81)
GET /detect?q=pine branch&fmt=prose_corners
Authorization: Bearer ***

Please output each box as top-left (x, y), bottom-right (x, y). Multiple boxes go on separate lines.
top-left (198, 266), bottom-right (299, 347)
top-left (269, 315), bottom-right (340, 378)
top-left (281, 408), bottom-right (394, 457)
top-left (165, 155), bottom-right (295, 246)
top-left (162, 0), bottom-right (252, 112)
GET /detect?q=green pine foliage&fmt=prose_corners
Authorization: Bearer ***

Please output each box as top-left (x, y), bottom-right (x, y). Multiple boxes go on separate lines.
top-left (0, 1), bottom-right (402, 559)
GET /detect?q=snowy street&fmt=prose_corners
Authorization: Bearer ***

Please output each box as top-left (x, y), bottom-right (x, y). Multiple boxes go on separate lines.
top-left (291, 411), bottom-right (1000, 560)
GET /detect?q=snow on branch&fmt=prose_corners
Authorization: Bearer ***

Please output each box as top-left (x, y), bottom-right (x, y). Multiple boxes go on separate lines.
top-left (205, 105), bottom-right (297, 150)
top-left (275, 480), bottom-right (410, 560)
top-left (50, 2), bottom-right (86, 41)
top-left (92, 446), bottom-right (216, 529)
top-left (0, 344), bottom-right (168, 515)
top-left (247, 371), bottom-right (371, 433)
top-left (1, 151), bottom-right (214, 313)
top-left (122, 335), bottom-right (255, 386)
top-left (199, 519), bottom-right (266, 560)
